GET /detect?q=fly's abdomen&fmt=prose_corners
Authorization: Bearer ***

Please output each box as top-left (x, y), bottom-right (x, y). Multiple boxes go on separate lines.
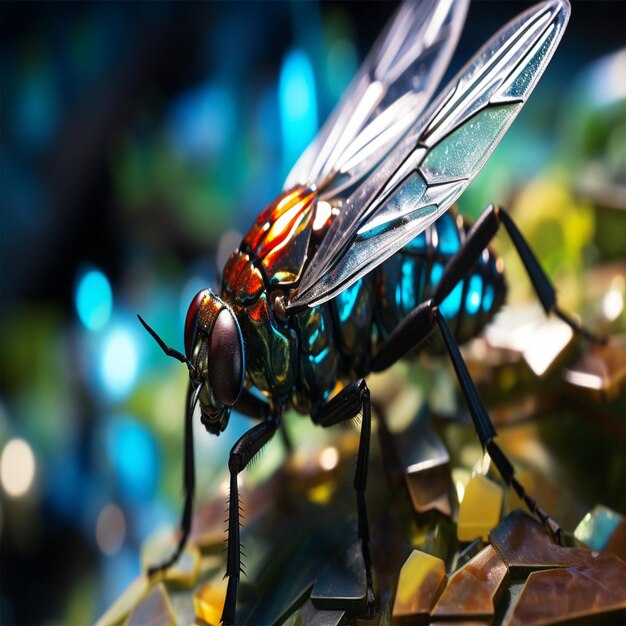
top-left (330, 276), bottom-right (376, 376)
top-left (375, 211), bottom-right (506, 353)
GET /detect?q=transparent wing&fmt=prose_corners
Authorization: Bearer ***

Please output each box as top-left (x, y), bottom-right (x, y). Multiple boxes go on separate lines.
top-left (288, 0), bottom-right (570, 310)
top-left (283, 0), bottom-right (469, 197)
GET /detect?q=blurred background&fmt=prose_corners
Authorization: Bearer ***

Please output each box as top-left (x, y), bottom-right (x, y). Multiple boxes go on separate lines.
top-left (1, 1), bottom-right (624, 624)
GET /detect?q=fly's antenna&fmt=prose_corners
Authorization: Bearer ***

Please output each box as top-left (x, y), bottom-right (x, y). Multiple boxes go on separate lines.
top-left (137, 314), bottom-right (197, 376)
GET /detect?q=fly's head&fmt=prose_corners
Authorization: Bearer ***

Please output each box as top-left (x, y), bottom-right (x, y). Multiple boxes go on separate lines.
top-left (184, 289), bottom-right (245, 435)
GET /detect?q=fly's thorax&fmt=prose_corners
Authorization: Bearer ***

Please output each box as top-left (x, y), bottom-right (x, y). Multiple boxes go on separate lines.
top-left (241, 184), bottom-right (318, 288)
top-left (222, 243), bottom-right (337, 409)
top-left (184, 289), bottom-right (245, 434)
top-left (236, 289), bottom-right (298, 400)
top-left (221, 246), bottom-right (300, 402)
top-left (219, 185), bottom-right (326, 404)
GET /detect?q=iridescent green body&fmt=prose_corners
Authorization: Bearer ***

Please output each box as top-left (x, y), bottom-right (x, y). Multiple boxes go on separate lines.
top-left (222, 186), bottom-right (505, 415)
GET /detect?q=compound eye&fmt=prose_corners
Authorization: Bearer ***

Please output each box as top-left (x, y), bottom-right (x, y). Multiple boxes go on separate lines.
top-left (184, 290), bottom-right (209, 359)
top-left (209, 309), bottom-right (244, 406)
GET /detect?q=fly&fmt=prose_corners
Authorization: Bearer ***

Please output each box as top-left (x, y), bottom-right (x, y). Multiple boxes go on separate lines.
top-left (138, 1), bottom-right (604, 623)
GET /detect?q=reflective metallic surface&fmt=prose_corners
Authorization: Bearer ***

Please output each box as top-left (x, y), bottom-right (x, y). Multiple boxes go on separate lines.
top-left (431, 545), bottom-right (508, 621)
top-left (239, 293), bottom-right (298, 399)
top-left (289, 0), bottom-right (571, 309)
top-left (292, 304), bottom-right (339, 413)
top-left (3, 0), bottom-right (624, 621)
top-left (98, 400), bottom-right (626, 626)
top-left (375, 211), bottom-right (506, 352)
top-left (221, 198), bottom-right (507, 414)
top-left (242, 185), bottom-right (317, 286)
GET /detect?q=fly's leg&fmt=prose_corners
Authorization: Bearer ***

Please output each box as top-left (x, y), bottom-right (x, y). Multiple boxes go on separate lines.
top-left (238, 387), bottom-right (293, 453)
top-left (433, 204), bottom-right (605, 344)
top-left (434, 310), bottom-right (562, 540)
top-left (138, 315), bottom-right (199, 576)
top-left (233, 388), bottom-right (271, 420)
top-left (373, 204), bottom-right (605, 376)
top-left (372, 312), bottom-right (563, 542)
top-left (147, 386), bottom-right (270, 579)
top-left (499, 208), bottom-right (605, 343)
top-left (148, 383), bottom-right (196, 576)
top-left (222, 419), bottom-right (277, 626)
top-left (314, 379), bottom-right (375, 616)
top-left (279, 420), bottom-right (294, 454)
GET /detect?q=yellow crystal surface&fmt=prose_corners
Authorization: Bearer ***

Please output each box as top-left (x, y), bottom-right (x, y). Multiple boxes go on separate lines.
top-left (392, 549), bottom-right (446, 622)
top-left (194, 579), bottom-right (228, 626)
top-left (457, 474), bottom-right (503, 542)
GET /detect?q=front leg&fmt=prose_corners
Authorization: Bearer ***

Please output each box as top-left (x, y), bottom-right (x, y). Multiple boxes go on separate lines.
top-left (314, 379), bottom-right (375, 616)
top-left (147, 386), bottom-right (270, 579)
top-left (222, 418), bottom-right (277, 625)
top-left (148, 383), bottom-right (199, 576)
top-left (234, 387), bottom-right (271, 421)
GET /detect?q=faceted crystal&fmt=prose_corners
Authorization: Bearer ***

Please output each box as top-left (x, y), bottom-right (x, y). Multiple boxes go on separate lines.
top-left (191, 474), bottom-right (279, 550)
top-left (191, 496), bottom-right (231, 550)
top-left (504, 556), bottom-right (626, 625)
top-left (457, 475), bottom-right (503, 542)
top-left (522, 317), bottom-right (573, 377)
top-left (392, 549), bottom-right (446, 624)
top-left (94, 576), bottom-right (149, 626)
top-left (280, 599), bottom-right (344, 626)
top-left (450, 537), bottom-right (483, 573)
top-left (193, 580), bottom-right (228, 626)
top-left (574, 505), bottom-right (626, 560)
top-left (395, 420), bottom-right (452, 516)
top-left (490, 510), bottom-right (606, 571)
top-left (431, 545), bottom-right (508, 620)
top-left (140, 533), bottom-right (201, 588)
top-left (126, 582), bottom-right (177, 626)
top-left (563, 333), bottom-right (626, 400)
top-left (310, 540), bottom-right (368, 612)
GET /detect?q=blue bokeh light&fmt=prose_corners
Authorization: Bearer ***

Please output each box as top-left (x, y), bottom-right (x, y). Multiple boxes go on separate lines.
top-left (279, 49), bottom-right (318, 175)
top-left (99, 328), bottom-right (138, 398)
top-left (14, 61), bottom-right (60, 154)
top-left (76, 269), bottom-right (113, 332)
top-left (48, 452), bottom-right (86, 523)
top-left (167, 81), bottom-right (236, 161)
top-left (105, 416), bottom-right (159, 502)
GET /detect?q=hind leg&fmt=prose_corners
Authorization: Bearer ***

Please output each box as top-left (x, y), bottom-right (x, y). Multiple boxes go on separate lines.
top-left (370, 203), bottom-right (606, 540)
top-left (430, 204), bottom-right (604, 344)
